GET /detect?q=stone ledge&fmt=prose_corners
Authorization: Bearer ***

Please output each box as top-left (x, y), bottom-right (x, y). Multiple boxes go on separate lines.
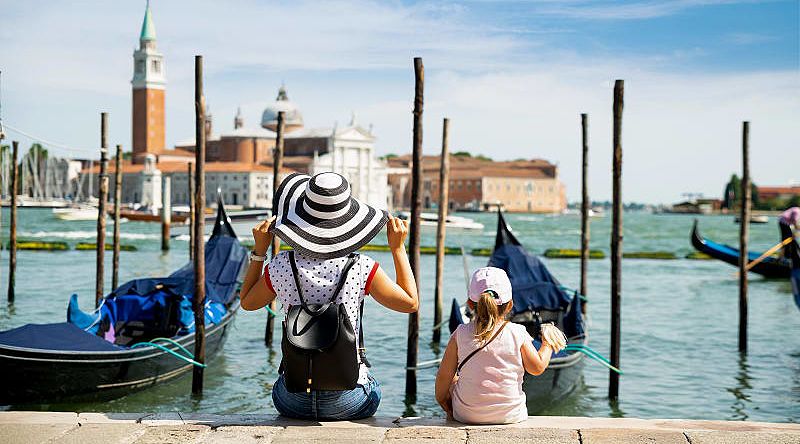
top-left (1, 412), bottom-right (798, 444)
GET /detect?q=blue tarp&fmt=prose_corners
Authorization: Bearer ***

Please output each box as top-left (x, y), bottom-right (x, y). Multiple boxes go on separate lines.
top-left (488, 243), bottom-right (573, 314)
top-left (0, 323), bottom-right (121, 352)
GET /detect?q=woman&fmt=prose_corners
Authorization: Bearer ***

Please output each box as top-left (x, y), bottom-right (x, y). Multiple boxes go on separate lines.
top-left (239, 172), bottom-right (418, 420)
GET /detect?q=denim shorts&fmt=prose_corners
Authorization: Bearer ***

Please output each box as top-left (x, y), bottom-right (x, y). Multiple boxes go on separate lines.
top-left (271, 374), bottom-right (381, 421)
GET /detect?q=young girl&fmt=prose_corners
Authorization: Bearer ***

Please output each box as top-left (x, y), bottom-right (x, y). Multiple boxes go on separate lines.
top-left (435, 267), bottom-right (561, 424)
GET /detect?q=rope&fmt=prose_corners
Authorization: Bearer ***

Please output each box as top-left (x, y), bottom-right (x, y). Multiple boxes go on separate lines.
top-left (265, 304), bottom-right (280, 317)
top-left (3, 122), bottom-right (97, 154)
top-left (564, 345), bottom-right (623, 374)
top-left (406, 358), bottom-right (442, 370)
top-left (148, 337), bottom-right (194, 359)
top-left (565, 344), bottom-right (611, 365)
top-left (130, 341), bottom-right (207, 368)
top-left (559, 285), bottom-right (587, 301)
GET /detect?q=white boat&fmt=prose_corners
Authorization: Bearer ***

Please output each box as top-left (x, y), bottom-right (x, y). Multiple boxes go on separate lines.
top-left (52, 206), bottom-right (99, 221)
top-left (734, 215), bottom-right (769, 224)
top-left (171, 208), bottom-right (271, 239)
top-left (396, 211), bottom-right (484, 230)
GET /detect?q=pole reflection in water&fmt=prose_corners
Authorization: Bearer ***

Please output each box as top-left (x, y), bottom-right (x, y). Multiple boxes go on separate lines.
top-left (727, 352), bottom-right (752, 421)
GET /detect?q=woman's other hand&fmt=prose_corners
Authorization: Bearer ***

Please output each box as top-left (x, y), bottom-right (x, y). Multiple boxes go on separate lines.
top-left (252, 216), bottom-right (276, 255)
top-left (387, 216), bottom-right (409, 251)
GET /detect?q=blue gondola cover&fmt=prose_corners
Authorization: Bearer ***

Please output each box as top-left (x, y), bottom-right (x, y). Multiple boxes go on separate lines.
top-left (0, 323), bottom-right (121, 352)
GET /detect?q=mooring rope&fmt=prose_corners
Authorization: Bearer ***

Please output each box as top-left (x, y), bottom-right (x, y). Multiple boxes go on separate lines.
top-left (131, 340), bottom-right (207, 368)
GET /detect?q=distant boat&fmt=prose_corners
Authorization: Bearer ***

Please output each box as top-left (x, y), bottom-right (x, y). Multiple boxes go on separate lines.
top-left (52, 206), bottom-right (99, 221)
top-left (562, 208), bottom-right (604, 218)
top-left (691, 220), bottom-right (791, 278)
top-left (734, 215), bottom-right (769, 224)
top-left (396, 211), bottom-right (484, 230)
top-left (171, 208), bottom-right (271, 239)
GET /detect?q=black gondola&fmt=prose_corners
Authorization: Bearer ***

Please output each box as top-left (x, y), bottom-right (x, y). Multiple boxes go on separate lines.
top-left (788, 237), bottom-right (800, 311)
top-left (449, 211), bottom-right (586, 412)
top-left (0, 198), bottom-right (248, 404)
top-left (691, 220), bottom-right (791, 279)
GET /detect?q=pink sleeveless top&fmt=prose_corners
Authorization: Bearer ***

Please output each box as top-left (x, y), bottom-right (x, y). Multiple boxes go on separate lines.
top-left (451, 322), bottom-right (532, 424)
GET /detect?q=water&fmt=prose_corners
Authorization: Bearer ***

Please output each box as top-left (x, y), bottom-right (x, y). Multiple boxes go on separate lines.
top-left (1, 208), bottom-right (798, 422)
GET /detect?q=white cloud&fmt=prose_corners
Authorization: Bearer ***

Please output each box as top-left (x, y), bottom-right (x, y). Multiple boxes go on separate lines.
top-left (527, 0), bottom-right (765, 20)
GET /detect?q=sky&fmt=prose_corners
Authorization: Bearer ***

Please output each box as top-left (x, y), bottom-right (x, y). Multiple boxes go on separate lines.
top-left (0, 0), bottom-right (797, 204)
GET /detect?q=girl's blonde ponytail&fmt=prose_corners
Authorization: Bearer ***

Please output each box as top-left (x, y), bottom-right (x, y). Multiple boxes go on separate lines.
top-left (474, 292), bottom-right (502, 343)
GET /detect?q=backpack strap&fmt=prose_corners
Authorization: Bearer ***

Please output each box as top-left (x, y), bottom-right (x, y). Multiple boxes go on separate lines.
top-left (456, 321), bottom-right (509, 375)
top-left (359, 300), bottom-right (370, 368)
top-left (288, 251), bottom-right (359, 315)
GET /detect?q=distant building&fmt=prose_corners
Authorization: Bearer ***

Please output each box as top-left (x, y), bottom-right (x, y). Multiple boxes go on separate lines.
top-left (387, 155), bottom-right (566, 213)
top-left (757, 185), bottom-right (800, 201)
top-left (86, 3), bottom-right (389, 211)
top-left (131, 1), bottom-right (166, 164)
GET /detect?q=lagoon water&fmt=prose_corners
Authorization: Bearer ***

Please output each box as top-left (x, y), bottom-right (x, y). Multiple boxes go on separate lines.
top-left (1, 208), bottom-right (798, 422)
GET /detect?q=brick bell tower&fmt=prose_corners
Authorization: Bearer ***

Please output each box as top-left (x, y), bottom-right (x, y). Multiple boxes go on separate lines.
top-left (131, 1), bottom-right (166, 164)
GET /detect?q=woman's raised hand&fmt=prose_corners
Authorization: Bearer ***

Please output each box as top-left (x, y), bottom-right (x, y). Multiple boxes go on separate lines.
top-left (252, 216), bottom-right (276, 255)
top-left (386, 216), bottom-right (409, 251)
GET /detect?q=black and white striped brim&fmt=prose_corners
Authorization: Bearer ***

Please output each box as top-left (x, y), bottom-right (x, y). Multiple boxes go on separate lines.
top-left (270, 172), bottom-right (389, 259)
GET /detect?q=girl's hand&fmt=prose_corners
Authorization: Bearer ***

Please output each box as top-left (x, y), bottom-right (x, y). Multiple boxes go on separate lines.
top-left (252, 216), bottom-right (276, 255)
top-left (387, 217), bottom-right (409, 250)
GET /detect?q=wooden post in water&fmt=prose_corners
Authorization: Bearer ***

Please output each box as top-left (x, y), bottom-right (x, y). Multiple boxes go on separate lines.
top-left (112, 144), bottom-right (122, 290)
top-left (432, 117), bottom-right (449, 344)
top-left (188, 162), bottom-right (195, 261)
top-left (96, 113), bottom-right (109, 307)
top-left (580, 113), bottom-right (590, 314)
top-left (161, 176), bottom-right (171, 251)
top-left (192, 55), bottom-right (207, 395)
top-left (7, 141), bottom-right (18, 303)
top-left (405, 57), bottom-right (424, 402)
top-left (738, 121), bottom-right (750, 353)
top-left (265, 111), bottom-right (285, 347)
top-left (609, 80), bottom-right (624, 401)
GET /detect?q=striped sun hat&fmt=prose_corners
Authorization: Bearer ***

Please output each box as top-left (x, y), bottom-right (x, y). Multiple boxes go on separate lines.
top-left (269, 172), bottom-right (389, 259)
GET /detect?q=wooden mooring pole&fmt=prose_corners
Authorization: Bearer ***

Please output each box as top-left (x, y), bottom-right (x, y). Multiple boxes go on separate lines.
top-left (192, 55), bottom-right (207, 395)
top-left (580, 113), bottom-right (590, 314)
top-left (265, 111), bottom-right (285, 347)
top-left (188, 162), bottom-right (194, 261)
top-left (405, 56), bottom-right (424, 402)
top-left (432, 117), bottom-right (449, 344)
top-left (738, 121), bottom-right (750, 353)
top-left (609, 80), bottom-right (624, 401)
top-left (7, 141), bottom-right (18, 303)
top-left (96, 113), bottom-right (109, 307)
top-left (112, 144), bottom-right (122, 290)
top-left (161, 176), bottom-right (171, 251)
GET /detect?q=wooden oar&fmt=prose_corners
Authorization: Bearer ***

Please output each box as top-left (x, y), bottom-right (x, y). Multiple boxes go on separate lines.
top-left (734, 237), bottom-right (794, 277)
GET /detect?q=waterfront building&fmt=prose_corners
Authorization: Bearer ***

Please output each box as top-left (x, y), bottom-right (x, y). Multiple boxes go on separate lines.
top-left (757, 185), bottom-right (800, 201)
top-left (387, 155), bottom-right (566, 213)
top-left (83, 2), bottom-right (389, 211)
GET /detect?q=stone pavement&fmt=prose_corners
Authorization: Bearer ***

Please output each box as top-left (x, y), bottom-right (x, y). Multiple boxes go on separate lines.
top-left (0, 412), bottom-right (798, 443)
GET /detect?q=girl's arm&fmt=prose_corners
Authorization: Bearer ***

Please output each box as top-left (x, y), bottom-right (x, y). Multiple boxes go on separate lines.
top-left (435, 334), bottom-right (459, 418)
top-left (240, 217), bottom-right (277, 311)
top-left (367, 217), bottom-right (419, 313)
top-left (520, 341), bottom-right (553, 376)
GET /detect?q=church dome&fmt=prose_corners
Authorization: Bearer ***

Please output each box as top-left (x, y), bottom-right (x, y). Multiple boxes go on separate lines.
top-left (261, 86), bottom-right (304, 132)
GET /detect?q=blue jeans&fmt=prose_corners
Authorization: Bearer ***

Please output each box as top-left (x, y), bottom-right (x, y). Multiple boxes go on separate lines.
top-left (271, 374), bottom-right (381, 421)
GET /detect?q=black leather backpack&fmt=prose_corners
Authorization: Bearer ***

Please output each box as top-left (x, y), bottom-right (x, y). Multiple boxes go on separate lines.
top-left (280, 251), bottom-right (369, 393)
